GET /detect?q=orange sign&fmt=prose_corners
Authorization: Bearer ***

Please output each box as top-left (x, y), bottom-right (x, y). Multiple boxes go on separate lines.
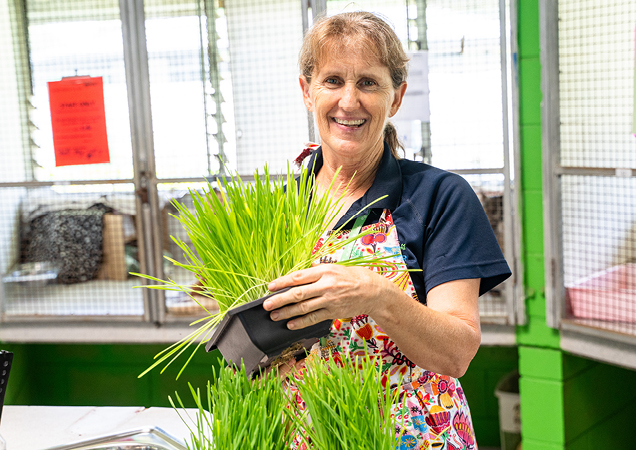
top-left (48, 76), bottom-right (110, 166)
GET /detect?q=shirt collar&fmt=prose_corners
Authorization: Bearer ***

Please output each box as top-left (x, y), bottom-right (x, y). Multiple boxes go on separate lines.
top-left (305, 141), bottom-right (403, 227)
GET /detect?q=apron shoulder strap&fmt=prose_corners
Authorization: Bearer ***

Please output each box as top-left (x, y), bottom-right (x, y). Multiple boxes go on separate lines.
top-left (340, 213), bottom-right (368, 261)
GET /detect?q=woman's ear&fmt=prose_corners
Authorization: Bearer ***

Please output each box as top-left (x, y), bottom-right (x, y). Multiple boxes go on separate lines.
top-left (299, 75), bottom-right (314, 112)
top-left (389, 81), bottom-right (408, 118)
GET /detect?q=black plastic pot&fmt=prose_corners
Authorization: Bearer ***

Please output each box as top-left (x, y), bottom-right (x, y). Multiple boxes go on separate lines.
top-left (205, 288), bottom-right (332, 376)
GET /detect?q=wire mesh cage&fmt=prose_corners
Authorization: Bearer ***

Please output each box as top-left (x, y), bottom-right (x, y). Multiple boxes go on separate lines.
top-left (425, 0), bottom-right (506, 171)
top-left (144, 0), bottom-right (231, 178)
top-left (1, 184), bottom-right (146, 317)
top-left (0, 0), bottom-right (147, 320)
top-left (562, 176), bottom-right (636, 330)
top-left (464, 173), bottom-right (509, 320)
top-left (557, 0), bottom-right (636, 335)
top-left (24, 0), bottom-right (134, 183)
top-left (423, 0), bottom-right (514, 322)
top-left (0, 0), bottom-right (518, 327)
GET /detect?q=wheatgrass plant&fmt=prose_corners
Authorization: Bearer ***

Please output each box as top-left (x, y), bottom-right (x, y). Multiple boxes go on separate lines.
top-left (290, 352), bottom-right (403, 450)
top-left (170, 363), bottom-right (295, 450)
top-left (135, 165), bottom-right (392, 379)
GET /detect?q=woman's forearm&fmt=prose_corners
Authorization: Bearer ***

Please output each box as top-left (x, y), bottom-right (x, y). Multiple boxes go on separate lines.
top-left (369, 278), bottom-right (481, 378)
top-left (265, 265), bottom-right (481, 378)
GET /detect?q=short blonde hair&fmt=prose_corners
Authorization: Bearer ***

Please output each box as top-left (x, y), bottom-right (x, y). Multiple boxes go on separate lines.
top-left (299, 12), bottom-right (409, 155)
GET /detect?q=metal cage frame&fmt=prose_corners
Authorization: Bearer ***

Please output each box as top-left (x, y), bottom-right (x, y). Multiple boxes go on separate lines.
top-left (0, 0), bottom-right (523, 345)
top-left (540, 0), bottom-right (636, 369)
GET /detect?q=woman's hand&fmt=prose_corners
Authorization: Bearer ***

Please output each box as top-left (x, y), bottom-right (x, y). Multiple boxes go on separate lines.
top-left (265, 357), bottom-right (306, 379)
top-left (263, 264), bottom-right (401, 330)
top-left (266, 264), bottom-right (481, 378)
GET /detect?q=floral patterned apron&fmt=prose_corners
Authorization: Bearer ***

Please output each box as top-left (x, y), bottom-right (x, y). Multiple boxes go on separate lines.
top-left (292, 209), bottom-right (477, 450)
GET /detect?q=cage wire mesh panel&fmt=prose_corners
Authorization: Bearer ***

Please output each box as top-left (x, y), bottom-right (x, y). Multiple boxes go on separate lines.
top-left (225, 0), bottom-right (308, 175)
top-left (425, 0), bottom-right (510, 320)
top-left (425, 0), bottom-right (505, 171)
top-left (0, 0), bottom-right (144, 319)
top-left (463, 173), bottom-right (508, 319)
top-left (158, 181), bottom-right (222, 316)
top-left (559, 1), bottom-right (636, 169)
top-left (562, 176), bottom-right (636, 331)
top-left (144, 0), bottom-right (233, 179)
top-left (153, 0), bottom-right (511, 323)
top-left (558, 0), bottom-right (636, 334)
top-left (2, 185), bottom-right (145, 317)
top-left (153, 0), bottom-right (313, 317)
top-left (142, 0), bottom-right (233, 317)
top-left (26, 0), bottom-right (134, 182)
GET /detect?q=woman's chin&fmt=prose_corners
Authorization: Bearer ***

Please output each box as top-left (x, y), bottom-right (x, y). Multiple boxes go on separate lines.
top-left (322, 141), bottom-right (379, 161)
top-left (325, 139), bottom-right (367, 157)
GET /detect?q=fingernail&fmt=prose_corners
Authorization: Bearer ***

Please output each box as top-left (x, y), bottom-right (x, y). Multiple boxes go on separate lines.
top-left (270, 311), bottom-right (279, 320)
top-left (268, 282), bottom-right (276, 291)
top-left (263, 300), bottom-right (272, 310)
top-left (288, 321), bottom-right (295, 329)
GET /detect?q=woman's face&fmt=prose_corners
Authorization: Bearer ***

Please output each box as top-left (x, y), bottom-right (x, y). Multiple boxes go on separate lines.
top-left (300, 49), bottom-right (406, 162)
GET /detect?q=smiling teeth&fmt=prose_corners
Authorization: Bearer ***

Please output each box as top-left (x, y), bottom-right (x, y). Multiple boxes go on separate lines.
top-left (334, 118), bottom-right (365, 126)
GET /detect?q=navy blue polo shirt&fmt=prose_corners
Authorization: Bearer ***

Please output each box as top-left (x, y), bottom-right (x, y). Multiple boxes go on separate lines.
top-left (306, 143), bottom-right (512, 303)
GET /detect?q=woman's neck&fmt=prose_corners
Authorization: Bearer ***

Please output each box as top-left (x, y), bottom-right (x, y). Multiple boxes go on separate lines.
top-left (314, 143), bottom-right (384, 230)
top-left (315, 143), bottom-right (383, 199)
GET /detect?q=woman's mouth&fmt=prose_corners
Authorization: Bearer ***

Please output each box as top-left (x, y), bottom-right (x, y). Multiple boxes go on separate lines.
top-left (332, 117), bottom-right (366, 127)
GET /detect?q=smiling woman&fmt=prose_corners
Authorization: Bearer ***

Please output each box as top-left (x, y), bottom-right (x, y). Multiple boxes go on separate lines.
top-left (299, 48), bottom-right (407, 229)
top-left (297, 12), bottom-right (409, 229)
top-left (299, 52), bottom-right (406, 204)
top-left (299, 11), bottom-right (408, 155)
top-left (263, 11), bottom-right (512, 449)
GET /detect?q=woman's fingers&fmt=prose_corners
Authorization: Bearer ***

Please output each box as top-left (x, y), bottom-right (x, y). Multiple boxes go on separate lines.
top-left (265, 284), bottom-right (323, 312)
top-left (267, 266), bottom-right (322, 292)
top-left (264, 270), bottom-right (327, 311)
top-left (263, 264), bottom-right (385, 329)
top-left (287, 308), bottom-right (330, 330)
top-left (275, 357), bottom-right (297, 377)
top-left (270, 296), bottom-right (323, 321)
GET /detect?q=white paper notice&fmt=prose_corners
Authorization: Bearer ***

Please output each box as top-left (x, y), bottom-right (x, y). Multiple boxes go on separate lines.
top-left (392, 50), bottom-right (430, 122)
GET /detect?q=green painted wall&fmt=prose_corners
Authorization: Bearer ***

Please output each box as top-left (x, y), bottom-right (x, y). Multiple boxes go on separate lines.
top-left (516, 0), bottom-right (559, 351)
top-left (518, 345), bottom-right (636, 450)
top-left (0, 343), bottom-right (224, 408)
top-left (516, 1), bottom-right (565, 447)
top-left (0, 342), bottom-right (517, 447)
top-left (561, 354), bottom-right (636, 450)
top-left (460, 346), bottom-right (519, 446)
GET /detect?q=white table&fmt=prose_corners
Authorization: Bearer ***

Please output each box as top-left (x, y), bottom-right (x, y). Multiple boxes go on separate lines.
top-left (0, 405), bottom-right (198, 450)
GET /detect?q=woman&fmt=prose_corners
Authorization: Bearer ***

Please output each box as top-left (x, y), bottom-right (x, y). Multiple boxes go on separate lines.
top-left (264, 12), bottom-right (511, 449)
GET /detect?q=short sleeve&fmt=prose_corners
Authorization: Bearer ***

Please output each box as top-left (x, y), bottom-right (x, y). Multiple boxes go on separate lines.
top-left (421, 173), bottom-right (511, 296)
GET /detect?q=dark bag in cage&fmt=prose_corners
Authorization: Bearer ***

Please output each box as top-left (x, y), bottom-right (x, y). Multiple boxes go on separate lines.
top-left (24, 206), bottom-right (107, 284)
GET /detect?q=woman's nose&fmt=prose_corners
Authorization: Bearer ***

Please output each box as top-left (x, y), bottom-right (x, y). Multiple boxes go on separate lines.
top-left (338, 83), bottom-right (360, 110)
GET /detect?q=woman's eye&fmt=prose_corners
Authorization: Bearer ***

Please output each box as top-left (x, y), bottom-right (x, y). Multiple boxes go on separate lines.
top-left (325, 78), bottom-right (339, 85)
top-left (361, 79), bottom-right (376, 87)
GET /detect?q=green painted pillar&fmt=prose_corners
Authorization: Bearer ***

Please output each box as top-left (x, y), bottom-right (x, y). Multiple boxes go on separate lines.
top-left (516, 0), bottom-right (565, 449)
top-left (518, 347), bottom-right (565, 449)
